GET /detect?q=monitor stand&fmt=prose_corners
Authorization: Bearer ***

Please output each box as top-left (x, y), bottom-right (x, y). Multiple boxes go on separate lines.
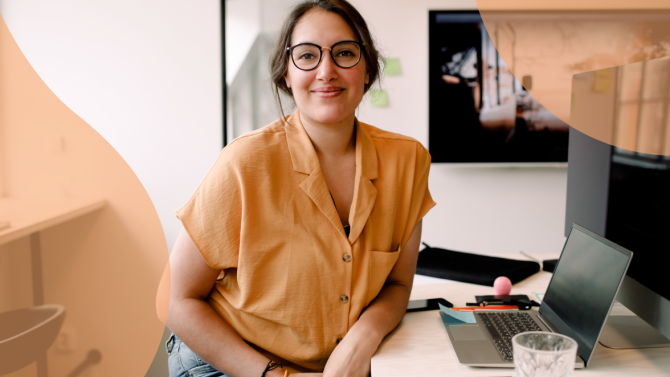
top-left (600, 315), bottom-right (670, 349)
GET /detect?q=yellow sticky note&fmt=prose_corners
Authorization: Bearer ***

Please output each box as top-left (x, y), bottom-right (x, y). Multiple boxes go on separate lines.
top-left (594, 68), bottom-right (612, 92)
top-left (370, 89), bottom-right (388, 107)
top-left (384, 58), bottom-right (402, 76)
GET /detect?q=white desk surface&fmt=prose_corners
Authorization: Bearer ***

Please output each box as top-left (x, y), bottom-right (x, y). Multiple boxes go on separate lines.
top-left (373, 270), bottom-right (670, 376)
top-left (0, 197), bottom-right (106, 245)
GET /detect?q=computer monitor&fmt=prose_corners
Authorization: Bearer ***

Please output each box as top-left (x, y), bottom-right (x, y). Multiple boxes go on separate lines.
top-left (428, 10), bottom-right (570, 164)
top-left (566, 59), bottom-right (670, 348)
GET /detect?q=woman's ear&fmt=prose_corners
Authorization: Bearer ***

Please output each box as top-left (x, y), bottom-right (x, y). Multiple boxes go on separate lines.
top-left (284, 73), bottom-right (291, 89)
top-left (365, 70), bottom-right (370, 85)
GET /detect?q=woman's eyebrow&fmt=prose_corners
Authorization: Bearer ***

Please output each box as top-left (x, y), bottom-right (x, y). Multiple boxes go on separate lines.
top-left (292, 40), bottom-right (317, 45)
top-left (291, 39), bottom-right (358, 46)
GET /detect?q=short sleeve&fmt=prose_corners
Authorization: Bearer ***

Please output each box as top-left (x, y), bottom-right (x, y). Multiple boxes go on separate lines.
top-left (413, 143), bottom-right (436, 225)
top-left (175, 146), bottom-right (242, 270)
top-left (395, 142), bottom-right (435, 251)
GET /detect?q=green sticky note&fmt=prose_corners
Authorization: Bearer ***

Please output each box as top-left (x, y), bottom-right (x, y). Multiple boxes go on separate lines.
top-left (370, 89), bottom-right (388, 107)
top-left (384, 58), bottom-right (402, 76)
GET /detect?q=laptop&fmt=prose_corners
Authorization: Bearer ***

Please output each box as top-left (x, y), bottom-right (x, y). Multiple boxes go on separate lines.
top-left (444, 223), bottom-right (633, 368)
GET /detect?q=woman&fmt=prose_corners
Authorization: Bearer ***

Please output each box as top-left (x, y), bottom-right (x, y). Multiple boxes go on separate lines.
top-left (165, 1), bottom-right (435, 376)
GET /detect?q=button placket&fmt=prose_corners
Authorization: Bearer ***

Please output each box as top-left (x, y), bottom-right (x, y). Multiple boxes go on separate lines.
top-left (339, 238), bottom-right (354, 336)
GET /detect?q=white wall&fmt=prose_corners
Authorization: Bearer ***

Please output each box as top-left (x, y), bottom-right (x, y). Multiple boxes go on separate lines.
top-left (225, 0), bottom-right (296, 84)
top-left (226, 0), bottom-right (261, 84)
top-left (0, 0), bottom-right (223, 252)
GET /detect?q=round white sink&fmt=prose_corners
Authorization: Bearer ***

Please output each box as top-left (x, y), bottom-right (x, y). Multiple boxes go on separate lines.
top-left (0, 305), bottom-right (66, 375)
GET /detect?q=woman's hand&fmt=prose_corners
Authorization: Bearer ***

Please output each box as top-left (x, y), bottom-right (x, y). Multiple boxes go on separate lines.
top-left (322, 329), bottom-right (378, 377)
top-left (322, 220), bottom-right (424, 377)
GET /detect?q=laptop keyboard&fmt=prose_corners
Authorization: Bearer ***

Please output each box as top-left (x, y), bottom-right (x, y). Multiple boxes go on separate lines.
top-left (476, 312), bottom-right (544, 362)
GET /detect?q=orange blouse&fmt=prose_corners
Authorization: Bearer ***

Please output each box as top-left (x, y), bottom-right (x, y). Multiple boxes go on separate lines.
top-left (175, 110), bottom-right (435, 371)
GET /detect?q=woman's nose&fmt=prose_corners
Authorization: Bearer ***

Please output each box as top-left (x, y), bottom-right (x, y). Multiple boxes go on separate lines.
top-left (316, 50), bottom-right (338, 82)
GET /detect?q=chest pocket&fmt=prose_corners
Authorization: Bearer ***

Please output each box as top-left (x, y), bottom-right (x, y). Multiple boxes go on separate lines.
top-left (366, 246), bottom-right (401, 306)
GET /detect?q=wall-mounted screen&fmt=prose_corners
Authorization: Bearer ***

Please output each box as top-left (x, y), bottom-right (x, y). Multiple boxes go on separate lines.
top-left (428, 11), bottom-right (569, 164)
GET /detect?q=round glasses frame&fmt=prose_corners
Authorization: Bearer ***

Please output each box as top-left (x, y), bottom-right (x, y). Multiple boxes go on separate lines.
top-left (286, 40), bottom-right (364, 71)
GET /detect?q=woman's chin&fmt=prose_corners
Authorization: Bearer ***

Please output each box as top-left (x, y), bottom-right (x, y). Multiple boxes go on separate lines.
top-left (303, 107), bottom-right (355, 126)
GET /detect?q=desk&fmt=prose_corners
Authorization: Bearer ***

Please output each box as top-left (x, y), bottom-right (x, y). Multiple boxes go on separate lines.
top-left (0, 197), bottom-right (106, 377)
top-left (0, 196), bottom-right (106, 304)
top-left (372, 271), bottom-right (670, 376)
top-left (0, 197), bottom-right (106, 244)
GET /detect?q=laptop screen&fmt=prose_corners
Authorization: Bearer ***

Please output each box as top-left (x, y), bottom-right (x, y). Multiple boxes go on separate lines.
top-left (540, 224), bottom-right (632, 366)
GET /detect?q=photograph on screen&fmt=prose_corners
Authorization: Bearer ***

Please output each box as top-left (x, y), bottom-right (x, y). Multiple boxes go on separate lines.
top-left (428, 11), bottom-right (570, 163)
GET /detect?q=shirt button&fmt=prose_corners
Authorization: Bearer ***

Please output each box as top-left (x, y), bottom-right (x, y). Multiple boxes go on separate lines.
top-left (342, 254), bottom-right (352, 262)
top-left (336, 337), bottom-right (343, 344)
top-left (340, 295), bottom-right (349, 303)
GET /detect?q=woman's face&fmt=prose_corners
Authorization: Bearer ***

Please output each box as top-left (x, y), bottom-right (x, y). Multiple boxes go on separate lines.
top-left (285, 10), bottom-right (369, 126)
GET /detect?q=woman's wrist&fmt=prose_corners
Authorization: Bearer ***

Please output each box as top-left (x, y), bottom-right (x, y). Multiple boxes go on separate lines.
top-left (265, 368), bottom-right (285, 377)
top-left (344, 322), bottom-right (383, 357)
top-left (261, 360), bottom-right (285, 377)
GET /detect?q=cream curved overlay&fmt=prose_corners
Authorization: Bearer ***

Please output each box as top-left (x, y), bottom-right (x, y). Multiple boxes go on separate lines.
top-left (0, 13), bottom-right (168, 377)
top-left (476, 0), bottom-right (670, 154)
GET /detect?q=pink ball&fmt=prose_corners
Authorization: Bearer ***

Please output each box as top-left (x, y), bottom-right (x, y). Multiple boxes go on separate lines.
top-left (493, 276), bottom-right (512, 296)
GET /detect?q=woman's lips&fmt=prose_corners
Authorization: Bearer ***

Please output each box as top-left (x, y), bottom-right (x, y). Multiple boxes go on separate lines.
top-left (312, 87), bottom-right (344, 98)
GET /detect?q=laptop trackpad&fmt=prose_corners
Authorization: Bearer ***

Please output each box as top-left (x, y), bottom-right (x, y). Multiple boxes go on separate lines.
top-left (450, 325), bottom-right (487, 341)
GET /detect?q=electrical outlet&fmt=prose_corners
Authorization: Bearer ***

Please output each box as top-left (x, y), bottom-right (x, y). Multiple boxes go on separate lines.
top-left (54, 327), bottom-right (75, 353)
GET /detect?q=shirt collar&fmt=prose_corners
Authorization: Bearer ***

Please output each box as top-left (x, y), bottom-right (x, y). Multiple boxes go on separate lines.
top-left (285, 109), bottom-right (378, 180)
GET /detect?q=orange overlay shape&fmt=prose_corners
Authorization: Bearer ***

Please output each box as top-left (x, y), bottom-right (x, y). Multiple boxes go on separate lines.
top-left (0, 12), bottom-right (168, 377)
top-left (476, 0), bottom-right (670, 154)
top-left (572, 59), bottom-right (670, 156)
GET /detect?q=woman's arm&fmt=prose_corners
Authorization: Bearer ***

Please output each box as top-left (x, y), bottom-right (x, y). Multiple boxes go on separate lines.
top-left (167, 228), bottom-right (293, 377)
top-left (322, 220), bottom-right (423, 377)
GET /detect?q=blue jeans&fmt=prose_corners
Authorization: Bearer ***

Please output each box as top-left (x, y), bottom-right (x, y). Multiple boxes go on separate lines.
top-left (166, 334), bottom-right (228, 377)
top-left (166, 333), bottom-right (371, 377)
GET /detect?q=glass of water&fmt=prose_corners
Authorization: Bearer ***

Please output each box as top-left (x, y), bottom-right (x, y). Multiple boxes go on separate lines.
top-left (512, 332), bottom-right (578, 377)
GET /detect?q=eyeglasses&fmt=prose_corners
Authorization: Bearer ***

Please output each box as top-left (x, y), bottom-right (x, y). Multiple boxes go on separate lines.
top-left (286, 40), bottom-right (364, 71)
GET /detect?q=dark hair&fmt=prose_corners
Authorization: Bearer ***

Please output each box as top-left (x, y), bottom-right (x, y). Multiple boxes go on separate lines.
top-left (269, 0), bottom-right (383, 121)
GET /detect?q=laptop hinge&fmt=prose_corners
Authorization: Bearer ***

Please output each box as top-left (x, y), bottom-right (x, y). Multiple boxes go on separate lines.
top-left (537, 313), bottom-right (559, 333)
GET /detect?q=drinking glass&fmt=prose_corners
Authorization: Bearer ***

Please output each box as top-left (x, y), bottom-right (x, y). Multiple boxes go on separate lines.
top-left (512, 331), bottom-right (578, 377)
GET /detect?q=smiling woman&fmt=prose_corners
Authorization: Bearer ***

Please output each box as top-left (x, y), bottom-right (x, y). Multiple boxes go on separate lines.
top-left (163, 1), bottom-right (436, 377)
top-left (269, 0), bottom-right (381, 124)
top-left (284, 10), bottom-right (367, 130)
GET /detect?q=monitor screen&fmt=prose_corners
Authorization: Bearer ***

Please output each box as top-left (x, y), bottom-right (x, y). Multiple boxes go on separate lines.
top-left (428, 11), bottom-right (569, 163)
top-left (541, 225), bottom-right (632, 365)
top-left (606, 149), bottom-right (670, 302)
top-left (566, 57), bottom-right (670, 339)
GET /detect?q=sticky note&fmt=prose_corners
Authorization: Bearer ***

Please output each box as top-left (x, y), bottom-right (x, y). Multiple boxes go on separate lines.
top-left (594, 68), bottom-right (612, 92)
top-left (439, 303), bottom-right (476, 324)
top-left (370, 89), bottom-right (388, 107)
top-left (384, 58), bottom-right (402, 76)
